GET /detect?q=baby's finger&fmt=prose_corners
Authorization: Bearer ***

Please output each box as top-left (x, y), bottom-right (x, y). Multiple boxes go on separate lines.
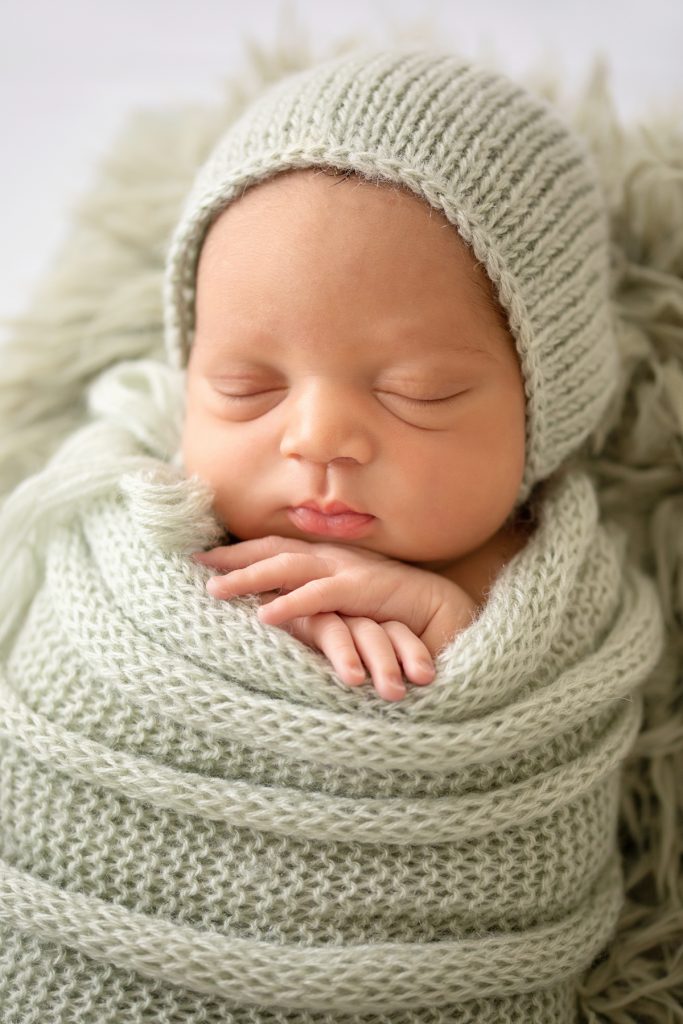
top-left (206, 552), bottom-right (328, 599)
top-left (378, 621), bottom-right (436, 686)
top-left (342, 618), bottom-right (408, 702)
top-left (292, 614), bottom-right (367, 687)
top-left (193, 535), bottom-right (315, 570)
top-left (255, 574), bottom-right (358, 624)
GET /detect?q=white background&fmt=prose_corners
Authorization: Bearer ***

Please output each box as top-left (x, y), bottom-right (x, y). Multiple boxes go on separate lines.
top-left (2, 0), bottom-right (682, 344)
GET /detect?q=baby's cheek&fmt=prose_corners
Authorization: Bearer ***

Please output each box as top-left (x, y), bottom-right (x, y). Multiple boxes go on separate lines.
top-left (181, 412), bottom-right (224, 488)
top-left (180, 415), bottom-right (253, 530)
top-left (179, 415), bottom-right (203, 477)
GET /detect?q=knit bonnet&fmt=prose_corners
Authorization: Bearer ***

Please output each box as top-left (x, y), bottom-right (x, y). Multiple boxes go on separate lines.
top-left (163, 48), bottom-right (619, 504)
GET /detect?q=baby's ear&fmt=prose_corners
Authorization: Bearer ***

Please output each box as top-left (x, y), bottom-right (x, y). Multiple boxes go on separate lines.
top-left (119, 465), bottom-right (223, 555)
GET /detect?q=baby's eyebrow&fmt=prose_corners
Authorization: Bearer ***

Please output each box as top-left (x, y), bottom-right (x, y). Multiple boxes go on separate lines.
top-left (448, 344), bottom-right (498, 360)
top-left (195, 319), bottom-right (505, 369)
top-left (400, 341), bottom-right (502, 367)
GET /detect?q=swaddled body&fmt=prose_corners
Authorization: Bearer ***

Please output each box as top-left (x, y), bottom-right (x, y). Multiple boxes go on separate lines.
top-left (0, 396), bottom-right (663, 1022)
top-left (164, 48), bottom-right (626, 705)
top-left (0, 48), bottom-right (666, 1023)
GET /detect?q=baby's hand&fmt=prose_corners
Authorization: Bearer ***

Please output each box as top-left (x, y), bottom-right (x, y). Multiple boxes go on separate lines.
top-left (269, 607), bottom-right (435, 702)
top-left (193, 536), bottom-right (478, 701)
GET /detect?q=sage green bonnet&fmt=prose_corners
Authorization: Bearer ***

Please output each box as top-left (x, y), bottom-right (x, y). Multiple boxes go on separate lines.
top-left (163, 48), bottom-right (619, 505)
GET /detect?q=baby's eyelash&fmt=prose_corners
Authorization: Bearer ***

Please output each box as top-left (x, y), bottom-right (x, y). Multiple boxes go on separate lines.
top-left (218, 390), bottom-right (280, 401)
top-left (215, 389), bottom-right (461, 406)
top-left (379, 391), bottom-right (462, 407)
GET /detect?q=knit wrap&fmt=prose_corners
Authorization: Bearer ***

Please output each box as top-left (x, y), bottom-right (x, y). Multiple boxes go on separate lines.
top-left (163, 49), bottom-right (620, 505)
top-left (0, 366), bottom-right (664, 1023)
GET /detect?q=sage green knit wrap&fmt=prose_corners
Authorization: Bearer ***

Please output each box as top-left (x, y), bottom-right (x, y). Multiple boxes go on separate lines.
top-left (0, 361), bottom-right (664, 1022)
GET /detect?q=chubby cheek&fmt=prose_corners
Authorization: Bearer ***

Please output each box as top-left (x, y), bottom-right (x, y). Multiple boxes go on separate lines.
top-left (180, 409), bottom-right (276, 535)
top-left (454, 403), bottom-right (526, 533)
top-left (180, 411), bottom-right (238, 510)
top-left (181, 411), bottom-right (213, 482)
top-left (371, 436), bottom-right (458, 557)
top-left (393, 409), bottom-right (525, 556)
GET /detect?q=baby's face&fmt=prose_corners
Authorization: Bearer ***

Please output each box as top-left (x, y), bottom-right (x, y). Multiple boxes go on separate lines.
top-left (181, 169), bottom-right (526, 574)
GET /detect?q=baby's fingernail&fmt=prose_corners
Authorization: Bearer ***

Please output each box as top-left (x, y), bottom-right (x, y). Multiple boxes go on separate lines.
top-left (384, 678), bottom-right (406, 700)
top-left (206, 576), bottom-right (222, 595)
top-left (192, 552), bottom-right (209, 561)
top-left (345, 665), bottom-right (366, 685)
top-left (414, 658), bottom-right (436, 682)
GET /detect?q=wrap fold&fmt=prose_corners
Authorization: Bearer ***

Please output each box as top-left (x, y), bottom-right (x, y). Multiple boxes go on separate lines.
top-left (0, 413), bottom-right (664, 1022)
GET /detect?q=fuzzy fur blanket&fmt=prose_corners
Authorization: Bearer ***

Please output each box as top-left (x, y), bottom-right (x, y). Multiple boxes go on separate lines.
top-left (0, 26), bottom-right (682, 1024)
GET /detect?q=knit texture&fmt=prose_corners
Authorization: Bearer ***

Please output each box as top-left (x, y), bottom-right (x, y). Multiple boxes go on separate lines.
top-left (0, 357), bottom-right (665, 1021)
top-left (163, 49), bottom-right (620, 506)
top-left (0, 31), bottom-right (681, 1023)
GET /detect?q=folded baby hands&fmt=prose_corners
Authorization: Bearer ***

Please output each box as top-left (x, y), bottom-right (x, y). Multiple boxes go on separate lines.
top-left (193, 536), bottom-right (478, 701)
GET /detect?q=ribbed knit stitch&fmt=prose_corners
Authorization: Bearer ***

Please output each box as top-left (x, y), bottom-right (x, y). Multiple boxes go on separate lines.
top-left (0, 360), bottom-right (665, 1022)
top-left (163, 49), bottom-right (621, 504)
top-left (0, 37), bottom-right (680, 1021)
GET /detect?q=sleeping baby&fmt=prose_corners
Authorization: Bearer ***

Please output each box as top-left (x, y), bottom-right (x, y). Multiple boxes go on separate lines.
top-left (186, 166), bottom-right (535, 701)
top-left (169, 48), bottom-right (606, 703)
top-left (0, 47), bottom-right (665, 1024)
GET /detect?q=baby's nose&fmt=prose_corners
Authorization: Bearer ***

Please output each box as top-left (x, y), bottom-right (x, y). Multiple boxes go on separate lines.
top-left (279, 383), bottom-right (373, 466)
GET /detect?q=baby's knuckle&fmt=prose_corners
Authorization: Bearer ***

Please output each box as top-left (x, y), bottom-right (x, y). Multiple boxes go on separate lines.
top-left (319, 555), bottom-right (342, 575)
top-left (380, 619), bottom-right (405, 634)
top-left (289, 614), bottom-right (313, 637)
top-left (277, 551), bottom-right (301, 569)
top-left (320, 617), bottom-right (348, 640)
top-left (349, 616), bottom-right (380, 637)
top-left (308, 576), bottom-right (331, 598)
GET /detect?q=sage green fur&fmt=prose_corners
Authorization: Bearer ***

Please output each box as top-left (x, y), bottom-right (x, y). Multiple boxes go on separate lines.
top-left (0, 33), bottom-right (681, 1024)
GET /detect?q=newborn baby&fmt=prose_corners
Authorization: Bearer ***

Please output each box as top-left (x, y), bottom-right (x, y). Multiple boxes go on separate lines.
top-left (185, 168), bottom-right (535, 701)
top-left (0, 48), bottom-right (665, 1024)
top-left (163, 53), bottom-right (620, 703)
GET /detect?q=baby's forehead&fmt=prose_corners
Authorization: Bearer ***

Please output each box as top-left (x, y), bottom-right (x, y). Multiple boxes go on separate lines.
top-left (199, 167), bottom-right (506, 329)
top-left (208, 165), bottom-right (452, 233)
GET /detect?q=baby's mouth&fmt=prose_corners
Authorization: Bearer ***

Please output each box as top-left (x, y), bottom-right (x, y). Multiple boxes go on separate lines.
top-left (287, 505), bottom-right (375, 539)
top-left (298, 499), bottom-right (366, 515)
